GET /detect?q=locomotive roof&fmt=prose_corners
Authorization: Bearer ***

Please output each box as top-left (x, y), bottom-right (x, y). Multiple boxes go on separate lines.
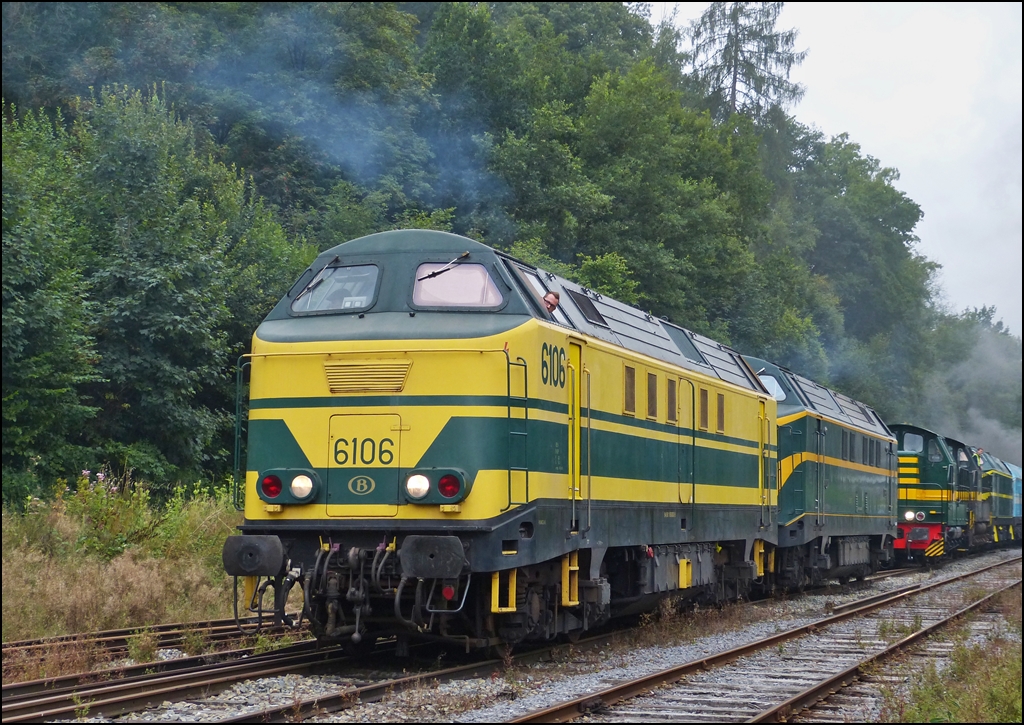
top-left (263, 230), bottom-right (768, 394)
top-left (744, 355), bottom-right (892, 438)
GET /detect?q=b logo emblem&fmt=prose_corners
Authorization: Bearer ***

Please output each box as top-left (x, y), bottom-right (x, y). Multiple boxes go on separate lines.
top-left (347, 476), bottom-right (376, 495)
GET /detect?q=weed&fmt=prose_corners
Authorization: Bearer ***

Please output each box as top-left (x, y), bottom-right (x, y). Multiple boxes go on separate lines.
top-left (181, 628), bottom-right (209, 656)
top-left (2, 637), bottom-right (110, 686)
top-left (249, 632), bottom-right (294, 655)
top-left (72, 693), bottom-right (91, 720)
top-left (127, 628), bottom-right (158, 663)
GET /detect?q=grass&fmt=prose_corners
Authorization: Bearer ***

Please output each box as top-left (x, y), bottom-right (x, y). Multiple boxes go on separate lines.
top-left (878, 588), bottom-right (1023, 723)
top-left (2, 470), bottom-right (240, 647)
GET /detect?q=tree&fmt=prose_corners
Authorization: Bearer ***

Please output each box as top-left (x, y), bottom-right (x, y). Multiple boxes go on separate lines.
top-left (689, 2), bottom-right (806, 120)
top-left (2, 108), bottom-right (97, 489)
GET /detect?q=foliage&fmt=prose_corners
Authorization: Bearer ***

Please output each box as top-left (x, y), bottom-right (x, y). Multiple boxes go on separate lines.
top-left (3, 88), bottom-right (308, 494)
top-left (2, 108), bottom-right (98, 483)
top-left (880, 622), bottom-right (1022, 722)
top-left (2, 1), bottom-right (1020, 489)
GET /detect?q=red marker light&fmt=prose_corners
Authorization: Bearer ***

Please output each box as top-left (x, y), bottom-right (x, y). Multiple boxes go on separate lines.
top-left (438, 474), bottom-right (461, 498)
top-left (261, 475), bottom-right (282, 498)
top-left (442, 585), bottom-right (456, 601)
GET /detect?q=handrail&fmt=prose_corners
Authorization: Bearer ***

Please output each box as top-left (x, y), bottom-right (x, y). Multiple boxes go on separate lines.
top-left (233, 356), bottom-right (252, 512)
top-left (567, 362), bottom-right (577, 531)
top-left (503, 353), bottom-right (529, 512)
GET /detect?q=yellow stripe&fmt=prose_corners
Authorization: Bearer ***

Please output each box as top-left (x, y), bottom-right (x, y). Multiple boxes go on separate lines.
top-left (899, 487), bottom-right (947, 501)
top-left (777, 452), bottom-right (893, 488)
top-left (898, 477), bottom-right (921, 484)
top-left (898, 456), bottom-right (917, 463)
top-left (898, 466), bottom-right (919, 474)
top-left (775, 411), bottom-right (895, 444)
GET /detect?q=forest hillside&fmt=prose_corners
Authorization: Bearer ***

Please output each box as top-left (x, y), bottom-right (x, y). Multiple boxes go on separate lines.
top-left (3, 2), bottom-right (1021, 501)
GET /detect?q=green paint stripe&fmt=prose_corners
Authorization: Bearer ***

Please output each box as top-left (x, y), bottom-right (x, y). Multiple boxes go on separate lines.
top-left (251, 394), bottom-right (567, 414)
top-left (250, 396), bottom-right (766, 451)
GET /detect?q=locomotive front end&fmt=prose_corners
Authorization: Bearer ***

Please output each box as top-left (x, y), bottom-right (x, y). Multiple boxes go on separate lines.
top-left (222, 231), bottom-right (546, 648)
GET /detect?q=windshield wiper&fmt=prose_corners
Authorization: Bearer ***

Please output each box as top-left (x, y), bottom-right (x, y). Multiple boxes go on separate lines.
top-left (293, 255), bottom-right (339, 302)
top-left (417, 251), bottom-right (469, 281)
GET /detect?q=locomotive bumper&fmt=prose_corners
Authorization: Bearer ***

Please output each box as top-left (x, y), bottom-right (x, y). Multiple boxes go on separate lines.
top-left (222, 535), bottom-right (287, 577)
top-left (398, 535), bottom-right (467, 579)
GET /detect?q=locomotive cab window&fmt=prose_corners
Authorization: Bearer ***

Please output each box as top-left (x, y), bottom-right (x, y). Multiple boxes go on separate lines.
top-left (903, 432), bottom-right (924, 453)
top-left (413, 263), bottom-right (503, 307)
top-left (927, 439), bottom-right (943, 463)
top-left (291, 264), bottom-right (379, 313)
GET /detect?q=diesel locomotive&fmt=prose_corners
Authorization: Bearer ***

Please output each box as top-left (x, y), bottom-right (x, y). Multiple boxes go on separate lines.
top-left (222, 230), bottom-right (901, 650)
top-left (891, 424), bottom-right (1021, 562)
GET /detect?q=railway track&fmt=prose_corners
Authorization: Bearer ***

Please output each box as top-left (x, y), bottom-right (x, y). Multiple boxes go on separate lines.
top-left (2, 613), bottom-right (300, 662)
top-left (1, 641), bottom-right (345, 722)
top-left (507, 554), bottom-right (1021, 723)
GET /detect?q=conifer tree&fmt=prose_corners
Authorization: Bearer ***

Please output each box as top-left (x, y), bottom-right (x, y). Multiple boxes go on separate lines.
top-left (689, 2), bottom-right (806, 119)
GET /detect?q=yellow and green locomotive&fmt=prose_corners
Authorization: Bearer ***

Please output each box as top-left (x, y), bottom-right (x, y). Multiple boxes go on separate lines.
top-left (742, 358), bottom-right (898, 586)
top-left (222, 230), bottom-right (893, 649)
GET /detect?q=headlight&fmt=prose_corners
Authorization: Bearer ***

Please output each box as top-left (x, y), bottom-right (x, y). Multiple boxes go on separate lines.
top-left (405, 474), bottom-right (430, 499)
top-left (915, 511), bottom-right (926, 522)
top-left (290, 474), bottom-right (314, 499)
top-left (904, 510), bottom-right (915, 521)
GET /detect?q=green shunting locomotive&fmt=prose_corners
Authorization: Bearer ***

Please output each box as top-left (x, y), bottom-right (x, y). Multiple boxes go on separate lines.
top-left (890, 424), bottom-right (1020, 561)
top-left (222, 230), bottom-right (898, 650)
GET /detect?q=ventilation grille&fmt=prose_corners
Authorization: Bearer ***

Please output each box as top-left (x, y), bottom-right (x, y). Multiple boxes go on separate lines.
top-left (324, 360), bottom-right (411, 393)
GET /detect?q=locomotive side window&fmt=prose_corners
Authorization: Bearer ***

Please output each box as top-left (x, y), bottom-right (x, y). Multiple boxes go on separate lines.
top-left (756, 374), bottom-right (787, 402)
top-left (647, 373), bottom-right (658, 419)
top-left (699, 388), bottom-right (709, 430)
top-left (667, 379), bottom-right (677, 423)
top-left (413, 263), bottom-right (503, 307)
top-left (903, 432), bottom-right (924, 452)
top-left (717, 393), bottom-right (725, 433)
top-left (515, 265), bottom-right (574, 327)
top-left (291, 264), bottom-right (379, 313)
top-left (927, 439), bottom-right (943, 463)
top-left (842, 430), bottom-right (849, 460)
top-left (624, 366), bottom-right (636, 415)
top-left (862, 437), bottom-right (869, 465)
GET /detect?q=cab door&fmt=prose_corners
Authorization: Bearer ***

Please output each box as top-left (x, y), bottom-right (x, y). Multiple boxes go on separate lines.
top-left (677, 378), bottom-right (696, 525)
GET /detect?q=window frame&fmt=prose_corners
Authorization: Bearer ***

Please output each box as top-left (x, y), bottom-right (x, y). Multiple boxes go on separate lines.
top-left (289, 262), bottom-right (382, 316)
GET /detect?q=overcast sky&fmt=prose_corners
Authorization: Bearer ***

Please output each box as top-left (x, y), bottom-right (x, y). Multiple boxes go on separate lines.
top-left (651, 2), bottom-right (1023, 335)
